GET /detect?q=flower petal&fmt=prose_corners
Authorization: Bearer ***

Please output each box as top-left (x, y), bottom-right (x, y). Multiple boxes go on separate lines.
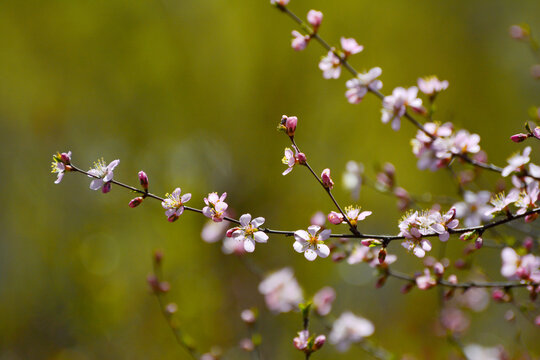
top-left (294, 230), bottom-right (310, 243)
top-left (251, 217), bottom-right (265, 228)
top-left (253, 231), bottom-right (268, 243)
top-left (244, 239), bottom-right (255, 253)
top-left (316, 244), bottom-right (330, 258)
top-left (304, 249), bottom-right (318, 261)
top-left (239, 214), bottom-right (252, 227)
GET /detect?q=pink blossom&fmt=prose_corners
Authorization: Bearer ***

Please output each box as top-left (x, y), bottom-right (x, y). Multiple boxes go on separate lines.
top-left (450, 130), bottom-right (481, 155)
top-left (501, 247), bottom-right (540, 283)
top-left (429, 208), bottom-right (459, 241)
top-left (347, 244), bottom-right (396, 267)
top-left (440, 308), bottom-right (470, 334)
top-left (329, 312), bottom-right (374, 352)
top-left (230, 214), bottom-right (269, 253)
top-left (240, 309), bottom-right (257, 324)
top-left (51, 151), bottom-right (72, 184)
top-left (398, 211), bottom-right (434, 258)
top-left (510, 133), bottom-right (529, 143)
top-left (321, 168), bottom-right (334, 189)
top-left (381, 87), bottom-right (423, 131)
top-left (202, 192), bottom-right (228, 222)
top-left (201, 219), bottom-right (229, 243)
top-left (310, 211), bottom-right (326, 226)
top-left (282, 147), bottom-right (304, 175)
top-left (342, 160), bottom-right (363, 200)
top-left (319, 51), bottom-right (341, 79)
top-left (291, 30), bottom-right (309, 51)
top-left (340, 37), bottom-right (363, 55)
top-left (138, 170), bottom-right (149, 190)
top-left (416, 268), bottom-right (437, 290)
top-left (464, 344), bottom-right (505, 360)
top-left (222, 236), bottom-right (246, 255)
top-left (258, 268), bottom-right (303, 313)
top-left (128, 197), bottom-right (144, 208)
top-left (417, 76), bottom-right (448, 96)
top-left (502, 146), bottom-right (531, 177)
top-left (293, 225), bottom-right (331, 261)
top-left (293, 330), bottom-right (310, 350)
top-left (484, 190), bottom-right (519, 217)
top-left (270, 0), bottom-right (289, 5)
top-left (313, 286), bottom-right (336, 316)
top-left (162, 188), bottom-right (191, 222)
top-left (345, 67), bottom-right (383, 104)
top-left (515, 181), bottom-right (539, 216)
top-left (307, 10), bottom-right (323, 29)
top-left (87, 158), bottom-right (120, 192)
top-left (509, 24), bottom-right (529, 40)
top-left (453, 190), bottom-right (492, 227)
top-left (411, 122), bottom-right (454, 171)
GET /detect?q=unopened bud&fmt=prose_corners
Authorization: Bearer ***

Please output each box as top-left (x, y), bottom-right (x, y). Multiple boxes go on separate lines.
top-left (285, 116), bottom-right (297, 137)
top-left (226, 228), bottom-right (236, 237)
top-left (525, 213), bottom-right (538, 223)
top-left (138, 171), bottom-right (149, 190)
top-left (361, 238), bottom-right (381, 247)
top-left (297, 152), bottom-right (307, 164)
top-left (510, 133), bottom-right (529, 143)
top-left (241, 309), bottom-right (257, 324)
top-left (239, 338), bottom-right (255, 352)
top-left (532, 127), bottom-right (540, 139)
top-left (459, 231), bottom-right (475, 241)
top-left (167, 214), bottom-right (179, 223)
top-left (378, 248), bottom-right (387, 264)
top-left (375, 275), bottom-right (387, 288)
top-left (454, 258), bottom-right (467, 269)
top-left (313, 335), bottom-right (326, 350)
top-left (523, 237), bottom-right (534, 252)
top-left (509, 24), bottom-right (529, 40)
top-left (154, 249), bottom-right (164, 264)
top-left (491, 288), bottom-right (507, 302)
top-left (102, 182), bottom-right (112, 194)
top-left (60, 152), bottom-right (71, 164)
top-left (307, 10), bottom-right (323, 30)
top-left (400, 282), bottom-right (414, 294)
top-left (129, 196), bottom-right (144, 208)
top-left (474, 236), bottom-right (483, 249)
top-left (165, 302), bottom-right (178, 315)
top-left (321, 168), bottom-right (334, 189)
top-left (327, 211), bottom-right (343, 225)
top-left (433, 262), bottom-right (445, 276)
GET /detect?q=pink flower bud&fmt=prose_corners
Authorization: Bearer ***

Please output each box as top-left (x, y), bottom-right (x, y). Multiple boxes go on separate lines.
top-left (240, 309), bottom-right (257, 324)
top-left (226, 228), bottom-right (236, 237)
top-left (531, 64), bottom-right (540, 80)
top-left (525, 213), bottom-right (538, 223)
top-left (375, 275), bottom-right (387, 288)
top-left (535, 315), bottom-right (540, 327)
top-left (165, 302), bottom-right (178, 315)
top-left (474, 236), bottom-right (483, 249)
top-left (60, 152), bottom-right (71, 164)
top-left (307, 10), bottom-right (323, 29)
top-left (102, 182), bottom-right (112, 194)
top-left (378, 248), bottom-right (387, 264)
top-left (147, 274), bottom-right (160, 293)
top-left (291, 31), bottom-right (309, 51)
top-left (321, 168), bottom-right (334, 189)
top-left (447, 274), bottom-right (458, 284)
top-left (168, 214), bottom-right (179, 222)
top-left (361, 238), bottom-right (381, 247)
top-left (159, 281), bottom-right (171, 293)
top-left (510, 133), bottom-right (529, 143)
top-left (129, 196), bottom-right (144, 208)
top-left (297, 152), bottom-right (307, 164)
top-left (285, 115), bottom-right (298, 136)
top-left (509, 25), bottom-right (528, 40)
top-left (327, 211), bottom-right (343, 225)
top-left (313, 335), bottom-right (326, 350)
top-left (400, 282), bottom-right (414, 294)
top-left (532, 127), bottom-right (540, 139)
top-left (491, 288), bottom-right (506, 302)
top-left (239, 338), bottom-right (254, 352)
top-left (154, 249), bottom-right (163, 264)
top-left (523, 237), bottom-right (533, 252)
top-left (433, 262), bottom-right (445, 276)
top-left (454, 258), bottom-right (466, 269)
top-left (138, 171), bottom-right (149, 190)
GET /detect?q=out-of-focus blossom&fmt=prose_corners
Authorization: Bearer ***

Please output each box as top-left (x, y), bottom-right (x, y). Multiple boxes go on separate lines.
top-left (270, 0), bottom-right (289, 5)
top-left (162, 188), bottom-right (191, 222)
top-left (203, 192), bottom-right (228, 222)
top-left (239, 338), bottom-right (255, 352)
top-left (343, 160), bottom-right (363, 200)
top-left (532, 64), bottom-right (540, 80)
top-left (345, 67), bottom-right (383, 104)
top-left (222, 236), bottom-right (246, 255)
top-left (329, 312), bottom-right (374, 352)
top-left (450, 130), bottom-right (481, 155)
top-left (319, 51), bottom-right (341, 79)
top-left (293, 330), bottom-right (310, 350)
top-left (509, 24), bottom-right (529, 40)
top-left (88, 158), bottom-right (119, 193)
top-left (502, 146), bottom-right (531, 177)
top-left (293, 331), bottom-right (325, 352)
top-left (381, 87), bottom-right (423, 131)
top-left (51, 151), bottom-right (72, 184)
top-left (229, 214), bottom-right (269, 253)
top-left (417, 76), bottom-right (448, 97)
top-left (291, 30), bottom-right (309, 51)
top-left (340, 37), bottom-right (363, 56)
top-left (485, 190), bottom-right (519, 217)
top-left (310, 211), bottom-right (326, 226)
top-left (307, 10), bottom-right (323, 29)
top-left (240, 309), bottom-right (257, 324)
top-left (501, 247), bottom-right (540, 283)
top-left (201, 219), bottom-right (229, 243)
top-left (453, 190), bottom-right (492, 227)
top-left (313, 286), bottom-right (336, 316)
top-left (416, 268), bottom-right (437, 290)
top-left (258, 268), bottom-right (303, 313)
top-left (440, 308), bottom-right (470, 333)
top-left (293, 225), bottom-right (331, 261)
top-left (464, 344), bottom-right (504, 360)
top-left (347, 244), bottom-right (397, 267)
top-left (456, 287), bottom-right (489, 312)
top-left (321, 168), bottom-right (334, 189)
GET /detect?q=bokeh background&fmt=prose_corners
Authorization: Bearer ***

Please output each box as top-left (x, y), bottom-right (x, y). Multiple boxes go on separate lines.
top-left (1, 0), bottom-right (539, 359)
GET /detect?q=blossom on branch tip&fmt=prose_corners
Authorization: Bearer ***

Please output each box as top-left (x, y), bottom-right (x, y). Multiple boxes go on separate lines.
top-left (87, 158), bottom-right (119, 193)
top-left (291, 30), bottom-right (310, 51)
top-left (319, 51), bottom-right (341, 79)
top-left (293, 225), bottom-right (331, 261)
top-left (307, 10), bottom-right (323, 29)
top-left (340, 37), bottom-right (363, 56)
top-left (51, 151), bottom-right (72, 184)
top-left (321, 168), bottom-right (334, 189)
top-left (258, 268), bottom-right (303, 313)
top-left (329, 312), bottom-right (374, 352)
top-left (282, 147), bottom-right (304, 175)
top-left (162, 188), bottom-right (191, 222)
top-left (203, 192), bottom-right (228, 222)
top-left (229, 214), bottom-right (268, 253)
top-left (381, 87), bottom-right (423, 131)
top-left (345, 67), bottom-right (383, 104)
top-left (278, 115), bottom-right (297, 137)
top-left (417, 76), bottom-right (448, 97)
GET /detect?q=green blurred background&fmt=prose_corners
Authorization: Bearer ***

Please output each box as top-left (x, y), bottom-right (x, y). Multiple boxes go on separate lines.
top-left (1, 0), bottom-right (539, 358)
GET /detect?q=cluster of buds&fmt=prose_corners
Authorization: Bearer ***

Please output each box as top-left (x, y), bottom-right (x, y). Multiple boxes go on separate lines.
top-left (293, 330), bottom-right (326, 354)
top-left (128, 171), bottom-right (149, 208)
top-left (289, 10), bottom-right (323, 51)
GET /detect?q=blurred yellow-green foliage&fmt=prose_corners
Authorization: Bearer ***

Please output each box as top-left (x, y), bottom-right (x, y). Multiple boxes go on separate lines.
top-left (1, 0), bottom-right (540, 359)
